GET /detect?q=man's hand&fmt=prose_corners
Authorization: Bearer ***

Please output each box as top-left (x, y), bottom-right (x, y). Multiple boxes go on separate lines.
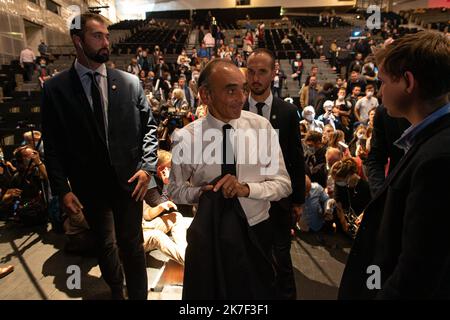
top-left (292, 204), bottom-right (304, 224)
top-left (128, 170), bottom-right (151, 202)
top-left (30, 150), bottom-right (41, 165)
top-left (63, 192), bottom-right (84, 216)
top-left (2, 189), bottom-right (22, 205)
top-left (355, 212), bottom-right (364, 226)
top-left (213, 174), bottom-right (250, 199)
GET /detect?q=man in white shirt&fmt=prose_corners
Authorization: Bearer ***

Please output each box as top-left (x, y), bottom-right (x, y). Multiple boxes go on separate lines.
top-left (355, 84), bottom-right (379, 124)
top-left (20, 47), bottom-right (36, 82)
top-left (168, 59), bottom-right (292, 286)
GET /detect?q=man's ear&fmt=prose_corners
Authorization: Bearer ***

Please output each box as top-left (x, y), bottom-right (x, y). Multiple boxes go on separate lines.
top-left (403, 71), bottom-right (415, 94)
top-left (199, 85), bottom-right (210, 105)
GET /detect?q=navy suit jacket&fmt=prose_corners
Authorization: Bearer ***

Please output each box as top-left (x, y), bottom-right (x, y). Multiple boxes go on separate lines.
top-left (42, 64), bottom-right (158, 202)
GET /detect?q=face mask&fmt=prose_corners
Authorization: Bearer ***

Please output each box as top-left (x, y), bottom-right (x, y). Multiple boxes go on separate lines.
top-left (296, 55), bottom-right (301, 59)
top-left (338, 95), bottom-right (345, 100)
top-left (304, 114), bottom-right (314, 121)
top-left (366, 91), bottom-right (374, 98)
top-left (357, 133), bottom-right (365, 140)
top-left (40, 64), bottom-right (46, 67)
top-left (335, 180), bottom-right (347, 187)
top-left (167, 76), bottom-right (171, 81)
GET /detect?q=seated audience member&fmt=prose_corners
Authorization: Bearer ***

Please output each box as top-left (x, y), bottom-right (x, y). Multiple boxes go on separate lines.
top-left (330, 158), bottom-right (371, 237)
top-left (64, 150), bottom-right (188, 265)
top-left (297, 175), bottom-right (335, 232)
top-left (142, 150), bottom-right (187, 265)
top-left (7, 146), bottom-right (48, 225)
top-left (325, 147), bottom-right (343, 197)
top-left (301, 106), bottom-right (324, 133)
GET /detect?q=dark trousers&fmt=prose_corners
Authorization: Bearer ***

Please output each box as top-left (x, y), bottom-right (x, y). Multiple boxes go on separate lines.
top-left (272, 86), bottom-right (283, 99)
top-left (23, 62), bottom-right (35, 82)
top-left (82, 180), bottom-right (147, 300)
top-left (269, 201), bottom-right (296, 299)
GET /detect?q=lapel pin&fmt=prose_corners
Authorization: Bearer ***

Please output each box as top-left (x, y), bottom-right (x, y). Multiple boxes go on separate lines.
top-left (112, 85), bottom-right (117, 90)
top-left (272, 115), bottom-right (277, 120)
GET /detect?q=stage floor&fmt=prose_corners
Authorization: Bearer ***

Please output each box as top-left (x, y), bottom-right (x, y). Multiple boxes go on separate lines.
top-left (0, 220), bottom-right (351, 300)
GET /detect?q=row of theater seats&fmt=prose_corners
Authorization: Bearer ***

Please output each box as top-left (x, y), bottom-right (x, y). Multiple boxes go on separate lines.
top-left (263, 28), bottom-right (316, 59)
top-left (294, 16), bottom-right (350, 28)
top-left (113, 29), bottom-right (189, 55)
top-left (0, 80), bottom-right (41, 159)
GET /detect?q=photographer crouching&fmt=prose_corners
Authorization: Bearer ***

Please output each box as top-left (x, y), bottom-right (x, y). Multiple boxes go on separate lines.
top-left (4, 145), bottom-right (49, 225)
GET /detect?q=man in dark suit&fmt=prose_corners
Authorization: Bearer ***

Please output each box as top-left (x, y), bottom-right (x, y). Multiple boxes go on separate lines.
top-left (339, 31), bottom-right (450, 299)
top-left (365, 104), bottom-right (409, 196)
top-left (42, 13), bottom-right (158, 300)
top-left (246, 49), bottom-right (305, 299)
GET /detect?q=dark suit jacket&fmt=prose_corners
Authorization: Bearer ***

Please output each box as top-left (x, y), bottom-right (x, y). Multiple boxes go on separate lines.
top-left (366, 105), bottom-right (410, 195)
top-left (42, 64), bottom-right (158, 203)
top-left (183, 187), bottom-right (275, 300)
top-left (339, 113), bottom-right (450, 299)
top-left (244, 97), bottom-right (305, 205)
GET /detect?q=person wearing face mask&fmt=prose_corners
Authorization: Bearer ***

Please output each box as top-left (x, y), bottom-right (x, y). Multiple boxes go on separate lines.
top-left (304, 131), bottom-right (328, 188)
top-left (300, 106), bottom-right (324, 133)
top-left (330, 158), bottom-right (371, 236)
top-left (291, 51), bottom-right (304, 87)
top-left (354, 84), bottom-right (379, 125)
top-left (317, 100), bottom-right (336, 126)
top-left (348, 125), bottom-right (368, 157)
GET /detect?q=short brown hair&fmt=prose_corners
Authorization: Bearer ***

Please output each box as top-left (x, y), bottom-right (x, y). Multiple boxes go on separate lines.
top-left (375, 31), bottom-right (450, 100)
top-left (305, 131), bottom-right (323, 144)
top-left (248, 48), bottom-right (276, 69)
top-left (70, 12), bottom-right (109, 39)
top-left (330, 158), bottom-right (357, 180)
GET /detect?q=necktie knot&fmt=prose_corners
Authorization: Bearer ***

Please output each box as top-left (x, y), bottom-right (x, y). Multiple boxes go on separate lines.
top-left (255, 102), bottom-right (265, 116)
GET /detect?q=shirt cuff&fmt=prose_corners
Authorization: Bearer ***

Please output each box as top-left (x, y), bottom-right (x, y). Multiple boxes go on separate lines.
top-left (246, 182), bottom-right (263, 200)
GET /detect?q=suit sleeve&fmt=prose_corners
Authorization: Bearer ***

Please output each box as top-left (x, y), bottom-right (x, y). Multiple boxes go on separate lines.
top-left (366, 107), bottom-right (388, 196)
top-left (137, 79), bottom-right (158, 174)
top-left (41, 83), bottom-right (71, 196)
top-left (376, 156), bottom-right (450, 299)
top-left (287, 106), bottom-right (306, 205)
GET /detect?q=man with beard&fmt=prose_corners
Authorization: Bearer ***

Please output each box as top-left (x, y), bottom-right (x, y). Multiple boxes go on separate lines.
top-left (245, 49), bottom-right (305, 299)
top-left (42, 13), bottom-right (158, 300)
top-left (339, 31), bottom-right (450, 299)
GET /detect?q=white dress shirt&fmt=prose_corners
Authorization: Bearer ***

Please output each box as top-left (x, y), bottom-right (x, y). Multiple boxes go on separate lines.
top-left (168, 110), bottom-right (292, 226)
top-left (248, 92), bottom-right (273, 121)
top-left (74, 59), bottom-right (109, 145)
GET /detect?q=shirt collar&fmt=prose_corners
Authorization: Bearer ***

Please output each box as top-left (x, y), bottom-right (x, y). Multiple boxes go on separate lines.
top-left (205, 111), bottom-right (239, 130)
top-left (74, 59), bottom-right (107, 78)
top-left (394, 102), bottom-right (450, 152)
top-left (248, 92), bottom-right (273, 110)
